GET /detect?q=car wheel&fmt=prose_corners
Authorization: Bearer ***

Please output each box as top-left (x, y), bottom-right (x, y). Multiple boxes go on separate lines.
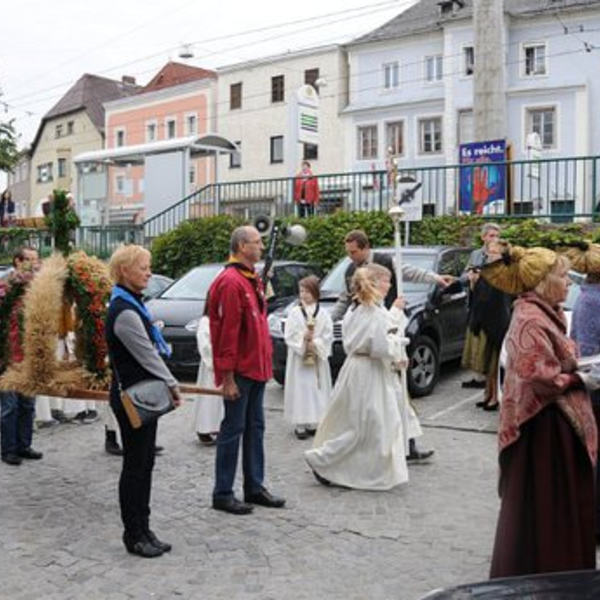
top-left (408, 335), bottom-right (440, 397)
top-left (273, 369), bottom-right (285, 386)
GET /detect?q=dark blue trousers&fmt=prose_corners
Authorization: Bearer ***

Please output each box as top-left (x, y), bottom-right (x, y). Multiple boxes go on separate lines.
top-left (0, 391), bottom-right (35, 456)
top-left (213, 375), bottom-right (265, 500)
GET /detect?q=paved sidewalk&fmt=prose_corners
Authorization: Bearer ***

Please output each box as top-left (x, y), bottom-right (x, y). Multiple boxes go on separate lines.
top-left (1, 383), bottom-right (501, 600)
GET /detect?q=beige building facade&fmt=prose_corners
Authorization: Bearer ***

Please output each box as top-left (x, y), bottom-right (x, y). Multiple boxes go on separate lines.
top-left (29, 110), bottom-right (103, 215)
top-left (28, 73), bottom-right (138, 216)
top-left (216, 45), bottom-right (348, 183)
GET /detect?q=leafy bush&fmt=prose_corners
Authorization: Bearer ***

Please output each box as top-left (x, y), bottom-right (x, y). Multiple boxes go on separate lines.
top-left (150, 213), bottom-right (600, 277)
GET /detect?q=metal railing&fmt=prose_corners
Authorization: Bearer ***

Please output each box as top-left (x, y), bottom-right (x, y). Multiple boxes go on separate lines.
top-left (75, 155), bottom-right (600, 256)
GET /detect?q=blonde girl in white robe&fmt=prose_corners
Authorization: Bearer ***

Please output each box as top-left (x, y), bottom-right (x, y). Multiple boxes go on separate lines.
top-left (305, 263), bottom-right (409, 491)
top-left (193, 313), bottom-right (224, 445)
top-left (283, 275), bottom-right (333, 439)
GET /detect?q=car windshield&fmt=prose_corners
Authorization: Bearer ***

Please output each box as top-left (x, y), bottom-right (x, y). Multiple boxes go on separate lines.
top-left (320, 251), bottom-right (436, 295)
top-left (159, 265), bottom-right (223, 300)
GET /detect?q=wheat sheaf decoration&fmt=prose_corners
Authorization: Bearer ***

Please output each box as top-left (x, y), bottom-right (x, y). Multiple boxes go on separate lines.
top-left (0, 251), bottom-right (112, 396)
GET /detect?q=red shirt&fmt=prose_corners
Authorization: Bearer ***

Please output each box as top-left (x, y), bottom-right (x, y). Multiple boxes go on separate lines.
top-left (208, 264), bottom-right (273, 385)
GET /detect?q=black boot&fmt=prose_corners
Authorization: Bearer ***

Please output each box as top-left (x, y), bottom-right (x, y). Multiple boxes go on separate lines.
top-left (105, 428), bottom-right (123, 456)
top-left (122, 531), bottom-right (163, 558)
top-left (407, 438), bottom-right (434, 462)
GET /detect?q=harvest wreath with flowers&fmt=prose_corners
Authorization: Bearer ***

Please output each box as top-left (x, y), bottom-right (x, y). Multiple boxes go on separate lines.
top-left (0, 251), bottom-right (113, 396)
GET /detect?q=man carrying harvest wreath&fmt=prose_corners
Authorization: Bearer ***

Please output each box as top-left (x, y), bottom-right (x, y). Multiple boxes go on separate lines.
top-left (0, 246), bottom-right (43, 466)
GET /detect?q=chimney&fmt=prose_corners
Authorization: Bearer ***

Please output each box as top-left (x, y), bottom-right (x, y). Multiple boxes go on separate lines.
top-left (122, 75), bottom-right (136, 86)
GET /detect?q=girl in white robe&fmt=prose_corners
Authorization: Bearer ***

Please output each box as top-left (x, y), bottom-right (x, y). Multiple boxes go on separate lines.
top-left (193, 311), bottom-right (223, 445)
top-left (283, 275), bottom-right (333, 439)
top-left (305, 263), bottom-right (409, 491)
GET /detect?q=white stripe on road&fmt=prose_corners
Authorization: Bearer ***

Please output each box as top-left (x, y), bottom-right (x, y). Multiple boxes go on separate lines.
top-left (425, 390), bottom-right (484, 421)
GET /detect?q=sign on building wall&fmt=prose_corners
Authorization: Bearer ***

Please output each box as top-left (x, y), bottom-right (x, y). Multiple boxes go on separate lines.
top-left (295, 85), bottom-right (319, 145)
top-left (459, 139), bottom-right (507, 214)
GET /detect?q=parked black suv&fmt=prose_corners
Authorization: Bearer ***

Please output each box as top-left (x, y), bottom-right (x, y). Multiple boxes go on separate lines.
top-left (147, 260), bottom-right (322, 378)
top-left (268, 246), bottom-right (472, 397)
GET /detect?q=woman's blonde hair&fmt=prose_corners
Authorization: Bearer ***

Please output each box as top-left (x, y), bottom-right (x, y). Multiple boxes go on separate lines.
top-left (534, 254), bottom-right (570, 303)
top-left (108, 244), bottom-right (151, 284)
top-left (351, 263), bottom-right (391, 306)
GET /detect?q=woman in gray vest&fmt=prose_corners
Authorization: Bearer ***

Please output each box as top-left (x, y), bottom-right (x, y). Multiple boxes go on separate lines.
top-left (106, 245), bottom-right (181, 558)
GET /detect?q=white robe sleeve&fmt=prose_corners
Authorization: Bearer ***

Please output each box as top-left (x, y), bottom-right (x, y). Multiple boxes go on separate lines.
top-left (284, 307), bottom-right (306, 357)
top-left (196, 316), bottom-right (213, 364)
top-left (386, 305), bottom-right (409, 362)
top-left (369, 308), bottom-right (405, 361)
top-left (312, 310), bottom-right (333, 360)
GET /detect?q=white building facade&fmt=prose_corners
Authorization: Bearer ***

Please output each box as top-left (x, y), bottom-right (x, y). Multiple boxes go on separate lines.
top-left (216, 45), bottom-right (348, 183)
top-left (343, 0), bottom-right (600, 215)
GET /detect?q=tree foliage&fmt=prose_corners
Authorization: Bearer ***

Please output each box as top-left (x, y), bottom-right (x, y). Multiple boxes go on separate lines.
top-left (0, 120), bottom-right (20, 173)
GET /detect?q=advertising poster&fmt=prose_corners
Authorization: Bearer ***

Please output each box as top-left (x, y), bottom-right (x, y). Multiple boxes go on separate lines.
top-left (459, 139), bottom-right (506, 214)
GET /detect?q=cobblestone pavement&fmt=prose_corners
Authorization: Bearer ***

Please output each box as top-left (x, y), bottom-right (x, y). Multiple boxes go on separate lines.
top-left (1, 367), bottom-right (506, 600)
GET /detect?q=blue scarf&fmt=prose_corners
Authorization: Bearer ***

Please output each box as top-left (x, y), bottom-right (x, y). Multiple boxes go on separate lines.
top-left (110, 285), bottom-right (172, 358)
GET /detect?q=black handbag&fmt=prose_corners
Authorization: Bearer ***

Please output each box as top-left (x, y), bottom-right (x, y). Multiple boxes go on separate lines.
top-left (120, 379), bottom-right (175, 429)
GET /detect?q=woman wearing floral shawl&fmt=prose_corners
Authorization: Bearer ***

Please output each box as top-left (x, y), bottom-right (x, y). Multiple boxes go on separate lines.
top-left (483, 243), bottom-right (597, 578)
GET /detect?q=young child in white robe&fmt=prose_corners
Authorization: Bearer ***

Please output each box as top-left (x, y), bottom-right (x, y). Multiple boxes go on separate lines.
top-left (193, 303), bottom-right (223, 445)
top-left (283, 275), bottom-right (333, 439)
top-left (305, 263), bottom-right (409, 490)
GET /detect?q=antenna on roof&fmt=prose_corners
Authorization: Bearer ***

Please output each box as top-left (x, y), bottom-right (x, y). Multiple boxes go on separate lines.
top-left (178, 44), bottom-right (194, 60)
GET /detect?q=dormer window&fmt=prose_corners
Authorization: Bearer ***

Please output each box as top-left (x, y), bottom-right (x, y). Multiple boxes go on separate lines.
top-left (438, 0), bottom-right (465, 16)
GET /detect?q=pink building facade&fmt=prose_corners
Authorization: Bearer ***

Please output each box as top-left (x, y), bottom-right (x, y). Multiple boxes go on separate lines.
top-left (103, 63), bottom-right (217, 223)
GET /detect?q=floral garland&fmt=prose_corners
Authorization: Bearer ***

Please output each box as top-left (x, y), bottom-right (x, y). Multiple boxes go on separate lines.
top-left (66, 251), bottom-right (112, 381)
top-left (0, 270), bottom-right (34, 374)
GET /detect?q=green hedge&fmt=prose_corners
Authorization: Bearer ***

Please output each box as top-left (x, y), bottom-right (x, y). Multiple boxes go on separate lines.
top-left (150, 213), bottom-right (600, 278)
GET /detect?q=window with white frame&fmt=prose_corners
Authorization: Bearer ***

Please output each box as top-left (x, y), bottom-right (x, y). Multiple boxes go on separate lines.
top-left (386, 121), bottom-right (404, 156)
top-left (526, 106), bottom-right (556, 149)
top-left (36, 162), bottom-right (53, 183)
top-left (146, 121), bottom-right (157, 142)
top-left (270, 136), bottom-right (284, 163)
top-left (55, 124), bottom-right (63, 138)
top-left (357, 125), bottom-right (378, 160)
top-left (186, 113), bottom-right (197, 135)
top-left (189, 165), bottom-right (196, 185)
top-left (523, 43), bottom-right (547, 76)
top-left (425, 55), bottom-right (443, 82)
top-left (230, 141), bottom-right (241, 168)
top-left (166, 118), bottom-right (176, 139)
top-left (418, 117), bottom-right (443, 154)
top-left (67, 121), bottom-right (74, 135)
top-left (303, 143), bottom-right (318, 161)
top-left (115, 174), bottom-right (125, 194)
top-left (115, 128), bottom-right (126, 147)
top-left (463, 46), bottom-right (474, 76)
top-left (383, 62), bottom-right (400, 90)
top-left (57, 158), bottom-right (67, 178)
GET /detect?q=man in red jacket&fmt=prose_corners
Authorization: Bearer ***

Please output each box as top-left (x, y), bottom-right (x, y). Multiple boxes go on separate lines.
top-left (208, 226), bottom-right (286, 515)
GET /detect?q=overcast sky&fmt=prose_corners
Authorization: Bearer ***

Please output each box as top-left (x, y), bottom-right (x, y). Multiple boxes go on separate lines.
top-left (0, 0), bottom-right (417, 158)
